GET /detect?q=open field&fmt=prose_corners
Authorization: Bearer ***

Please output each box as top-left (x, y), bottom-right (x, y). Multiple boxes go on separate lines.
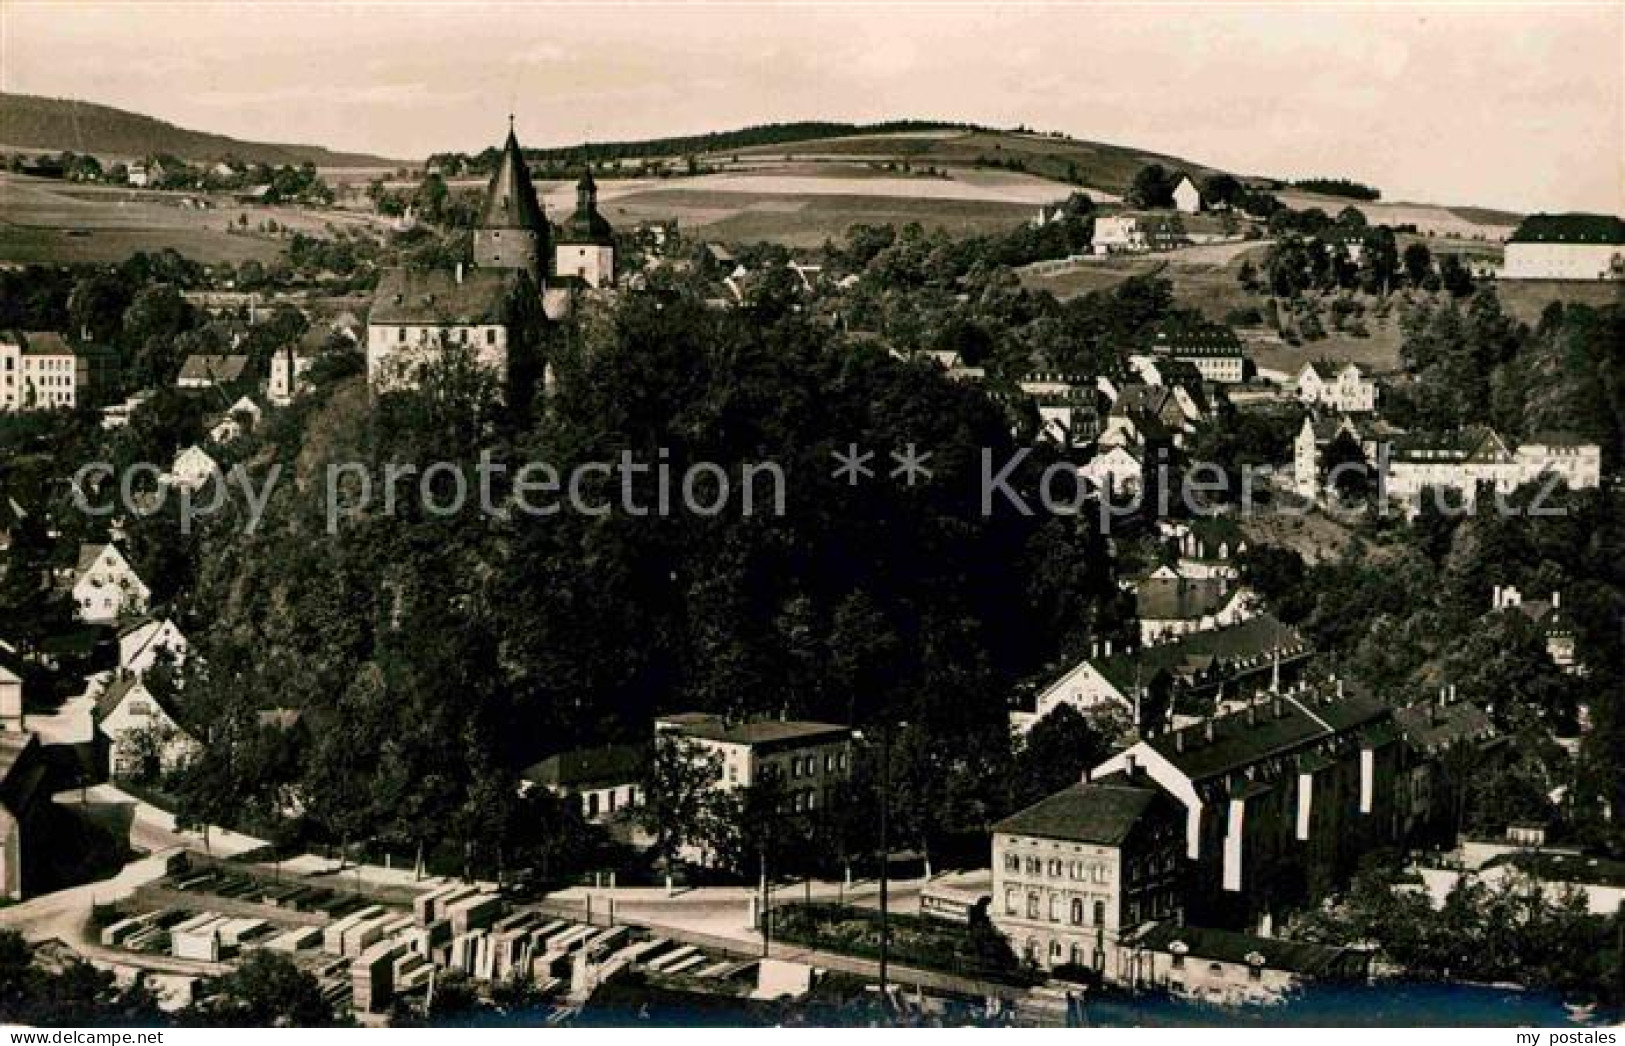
top-left (0, 172), bottom-right (388, 265)
top-left (720, 128), bottom-right (1228, 197)
top-left (1019, 241), bottom-right (1269, 315)
top-left (1248, 317), bottom-right (1407, 379)
top-left (1277, 190), bottom-right (1519, 240)
top-left (1492, 278), bottom-right (1623, 324)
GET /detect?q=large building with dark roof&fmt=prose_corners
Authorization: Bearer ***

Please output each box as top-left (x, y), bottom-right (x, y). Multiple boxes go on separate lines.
top-left (991, 777), bottom-right (1184, 971)
top-left (996, 679), bottom-right (1494, 977)
top-left (1502, 213), bottom-right (1625, 281)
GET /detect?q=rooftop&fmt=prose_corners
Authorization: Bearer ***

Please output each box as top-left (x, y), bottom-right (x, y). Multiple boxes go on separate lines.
top-left (1093, 613), bottom-right (1308, 695)
top-left (524, 743), bottom-right (649, 790)
top-left (1143, 683), bottom-right (1389, 783)
top-left (368, 267), bottom-right (527, 326)
top-left (1485, 850), bottom-right (1625, 889)
top-left (1131, 922), bottom-right (1366, 978)
top-left (479, 127), bottom-right (549, 234)
top-left (1393, 698), bottom-right (1497, 753)
top-left (177, 354), bottom-right (250, 385)
top-left (657, 712), bottom-right (851, 749)
top-left (993, 780), bottom-right (1163, 846)
top-left (1507, 213), bottom-right (1625, 246)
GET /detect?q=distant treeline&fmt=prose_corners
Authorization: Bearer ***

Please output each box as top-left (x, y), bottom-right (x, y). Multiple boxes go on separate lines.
top-left (426, 120), bottom-right (989, 176)
top-left (1292, 177), bottom-right (1382, 201)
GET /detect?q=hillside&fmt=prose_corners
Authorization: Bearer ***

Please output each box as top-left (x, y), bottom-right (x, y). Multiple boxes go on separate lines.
top-left (715, 128), bottom-right (1234, 196)
top-left (0, 92), bottom-right (400, 168)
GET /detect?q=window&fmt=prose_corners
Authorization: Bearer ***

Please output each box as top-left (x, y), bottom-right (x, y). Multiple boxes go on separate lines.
top-left (1070, 899), bottom-right (1083, 925)
top-left (398, 327), bottom-right (406, 342)
top-left (1093, 900), bottom-right (1106, 926)
top-left (1069, 860), bottom-right (1083, 880)
top-left (1071, 944), bottom-right (1085, 966)
top-left (1172, 952), bottom-right (1185, 971)
top-left (486, 329), bottom-right (496, 345)
top-left (1005, 889), bottom-right (1018, 916)
top-left (1048, 859), bottom-right (1062, 878)
top-left (1249, 964), bottom-right (1262, 983)
top-left (1049, 895), bottom-right (1061, 922)
top-left (1050, 940), bottom-right (1063, 962)
top-left (1027, 893), bottom-right (1039, 919)
top-left (1004, 854), bottom-right (1020, 872)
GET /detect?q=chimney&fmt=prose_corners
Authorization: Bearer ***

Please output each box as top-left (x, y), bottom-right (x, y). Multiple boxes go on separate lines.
top-left (1246, 703), bottom-right (1258, 726)
top-left (1337, 678), bottom-right (1345, 698)
top-left (1091, 640), bottom-right (1099, 659)
top-left (1449, 683), bottom-right (1456, 702)
top-left (1204, 720), bottom-right (1215, 743)
top-left (1174, 730), bottom-right (1186, 753)
top-left (455, 262), bottom-right (465, 285)
top-left (1125, 753), bottom-right (1139, 777)
top-left (1491, 584), bottom-right (1502, 610)
top-left (1272, 697), bottom-right (1284, 719)
top-left (1104, 639), bottom-right (1113, 657)
top-left (1551, 591), bottom-right (1560, 610)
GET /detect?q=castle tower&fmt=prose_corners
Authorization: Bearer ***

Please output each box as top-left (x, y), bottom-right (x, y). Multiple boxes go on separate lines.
top-left (473, 118), bottom-right (550, 282)
top-left (554, 167), bottom-right (616, 289)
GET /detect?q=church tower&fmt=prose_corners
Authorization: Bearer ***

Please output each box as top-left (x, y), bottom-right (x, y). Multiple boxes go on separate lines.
top-left (473, 118), bottom-right (550, 282)
top-left (555, 167), bottom-right (617, 288)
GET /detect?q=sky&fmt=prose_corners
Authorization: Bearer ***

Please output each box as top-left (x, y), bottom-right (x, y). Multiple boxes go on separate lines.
top-left (3, 1), bottom-right (1621, 213)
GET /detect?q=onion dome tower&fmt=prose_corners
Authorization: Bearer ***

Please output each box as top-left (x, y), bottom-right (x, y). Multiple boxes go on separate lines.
top-left (473, 117), bottom-right (550, 282)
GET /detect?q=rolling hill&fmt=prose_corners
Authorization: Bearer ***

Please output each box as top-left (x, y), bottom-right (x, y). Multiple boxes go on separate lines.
top-left (0, 92), bottom-right (400, 168)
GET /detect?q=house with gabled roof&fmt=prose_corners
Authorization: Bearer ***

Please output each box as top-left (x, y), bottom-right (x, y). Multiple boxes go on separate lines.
top-left (176, 354), bottom-right (250, 391)
top-left (93, 673), bottom-right (197, 780)
top-left (207, 394), bottom-right (262, 444)
top-left (1014, 614), bottom-right (1310, 735)
top-left (522, 743), bottom-right (648, 822)
top-left (1296, 360), bottom-right (1376, 413)
top-left (68, 543), bottom-right (149, 625)
top-left (117, 617), bottom-right (188, 678)
top-left (1171, 174), bottom-right (1203, 215)
top-left (166, 445), bottom-right (221, 491)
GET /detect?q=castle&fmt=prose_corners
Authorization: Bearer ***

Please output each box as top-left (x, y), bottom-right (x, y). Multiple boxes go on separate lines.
top-left (367, 121), bottom-right (616, 390)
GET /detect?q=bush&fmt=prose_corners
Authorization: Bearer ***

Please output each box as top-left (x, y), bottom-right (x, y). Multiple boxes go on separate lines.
top-left (771, 902), bottom-right (1036, 985)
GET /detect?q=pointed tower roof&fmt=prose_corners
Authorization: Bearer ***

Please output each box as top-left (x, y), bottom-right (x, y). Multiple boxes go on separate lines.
top-left (479, 123), bottom-right (547, 232)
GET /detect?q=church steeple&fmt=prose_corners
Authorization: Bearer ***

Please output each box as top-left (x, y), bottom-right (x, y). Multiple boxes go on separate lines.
top-left (474, 120), bottom-right (549, 280)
